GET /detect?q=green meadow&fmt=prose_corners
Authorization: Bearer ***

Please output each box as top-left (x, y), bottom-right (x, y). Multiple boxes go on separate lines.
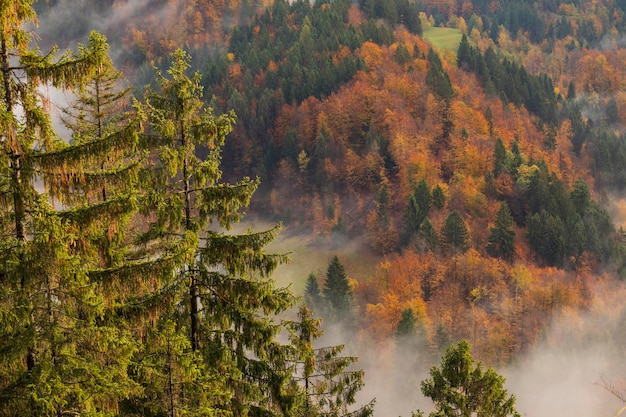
top-left (423, 26), bottom-right (464, 53)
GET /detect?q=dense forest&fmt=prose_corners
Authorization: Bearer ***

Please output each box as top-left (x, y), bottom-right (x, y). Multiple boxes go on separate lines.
top-left (3, 0), bottom-right (626, 415)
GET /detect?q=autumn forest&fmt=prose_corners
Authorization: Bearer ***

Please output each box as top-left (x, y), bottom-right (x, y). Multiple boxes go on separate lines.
top-left (3, 0), bottom-right (626, 416)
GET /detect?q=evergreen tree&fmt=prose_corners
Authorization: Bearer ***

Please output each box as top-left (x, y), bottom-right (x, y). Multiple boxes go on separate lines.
top-left (493, 138), bottom-right (507, 177)
top-left (323, 256), bottom-right (354, 323)
top-left (288, 306), bottom-right (375, 417)
top-left (396, 308), bottom-right (417, 340)
top-left (441, 211), bottom-right (471, 253)
top-left (143, 49), bottom-right (296, 417)
top-left (526, 210), bottom-right (565, 267)
top-left (0, 5), bottom-right (146, 413)
top-left (401, 179), bottom-right (431, 247)
top-left (426, 48), bottom-right (454, 100)
top-left (456, 34), bottom-right (472, 70)
top-left (432, 184), bottom-right (446, 210)
top-left (304, 273), bottom-right (323, 311)
top-left (415, 340), bottom-right (520, 417)
top-left (401, 195), bottom-right (422, 248)
top-left (486, 203), bottom-right (516, 261)
top-left (419, 217), bottom-right (439, 252)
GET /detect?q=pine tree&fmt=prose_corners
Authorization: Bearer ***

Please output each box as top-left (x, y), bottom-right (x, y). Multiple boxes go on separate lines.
top-left (456, 34), bottom-right (472, 70)
top-left (401, 179), bottom-right (431, 247)
top-left (304, 273), bottom-right (323, 311)
top-left (441, 211), bottom-right (471, 253)
top-left (396, 308), bottom-right (418, 341)
top-left (493, 137), bottom-right (507, 176)
top-left (143, 49), bottom-right (296, 417)
top-left (426, 48), bottom-right (454, 100)
top-left (486, 203), bottom-right (516, 261)
top-left (415, 340), bottom-right (520, 417)
top-left (432, 184), bottom-right (446, 210)
top-left (0, 5), bottom-right (145, 413)
top-left (289, 306), bottom-right (375, 417)
top-left (419, 217), bottom-right (439, 252)
top-left (322, 256), bottom-right (354, 324)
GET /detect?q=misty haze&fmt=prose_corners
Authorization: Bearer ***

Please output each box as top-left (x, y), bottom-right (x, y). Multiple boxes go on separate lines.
top-left (1, 0), bottom-right (626, 416)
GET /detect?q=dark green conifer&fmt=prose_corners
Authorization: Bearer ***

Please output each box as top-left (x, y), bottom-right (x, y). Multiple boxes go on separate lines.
top-left (486, 203), bottom-right (516, 261)
top-left (323, 256), bottom-right (354, 323)
top-left (289, 306), bottom-right (375, 417)
top-left (441, 211), bottom-right (471, 253)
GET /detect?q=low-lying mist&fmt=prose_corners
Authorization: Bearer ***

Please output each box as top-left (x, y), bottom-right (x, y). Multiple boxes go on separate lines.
top-left (268, 224), bottom-right (626, 417)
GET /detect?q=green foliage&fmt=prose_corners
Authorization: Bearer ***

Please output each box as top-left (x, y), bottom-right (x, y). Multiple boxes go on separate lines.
top-left (526, 210), bottom-right (565, 267)
top-left (416, 340), bottom-right (520, 417)
top-left (455, 42), bottom-right (558, 125)
top-left (322, 256), bottom-right (354, 323)
top-left (396, 308), bottom-right (418, 340)
top-left (360, 0), bottom-right (421, 35)
top-left (144, 49), bottom-right (296, 417)
top-left (401, 179), bottom-right (432, 247)
top-left (441, 211), bottom-right (471, 253)
top-left (288, 306), bottom-right (375, 417)
top-left (426, 48), bottom-right (454, 100)
top-left (305, 273), bottom-right (323, 311)
top-left (486, 203), bottom-right (516, 261)
top-left (419, 217), bottom-right (439, 252)
top-left (432, 185), bottom-right (446, 210)
top-left (493, 138), bottom-right (507, 177)
top-left (0, 4), bottom-right (145, 413)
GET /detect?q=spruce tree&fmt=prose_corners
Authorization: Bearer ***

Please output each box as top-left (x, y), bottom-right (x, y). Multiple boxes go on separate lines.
top-left (304, 273), bottom-right (323, 311)
top-left (322, 256), bottom-right (354, 324)
top-left (441, 211), bottom-right (471, 253)
top-left (401, 179), bottom-right (431, 247)
top-left (142, 49), bottom-right (296, 417)
top-left (289, 306), bottom-right (375, 417)
top-left (486, 203), bottom-right (516, 261)
top-left (415, 340), bottom-right (520, 417)
top-left (0, 3), bottom-right (145, 413)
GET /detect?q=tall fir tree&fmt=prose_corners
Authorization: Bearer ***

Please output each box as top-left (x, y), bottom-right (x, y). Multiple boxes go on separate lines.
top-left (288, 306), bottom-right (375, 417)
top-left (441, 211), bottom-right (471, 253)
top-left (415, 340), bottom-right (520, 417)
top-left (486, 203), bottom-right (516, 261)
top-left (322, 256), bottom-right (354, 324)
top-left (304, 273), bottom-right (323, 312)
top-left (142, 49), bottom-right (296, 417)
top-left (0, 3), bottom-right (148, 414)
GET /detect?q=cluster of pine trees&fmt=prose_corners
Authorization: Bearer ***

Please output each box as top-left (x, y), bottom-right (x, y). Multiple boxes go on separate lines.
top-left (0, 3), bottom-right (378, 416)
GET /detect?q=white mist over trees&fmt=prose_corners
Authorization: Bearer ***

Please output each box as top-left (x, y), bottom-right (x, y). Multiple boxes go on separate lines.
top-left (8, 1), bottom-right (626, 417)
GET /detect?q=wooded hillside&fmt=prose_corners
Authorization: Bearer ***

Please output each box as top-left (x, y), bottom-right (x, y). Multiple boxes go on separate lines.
top-left (13, 0), bottom-right (626, 415)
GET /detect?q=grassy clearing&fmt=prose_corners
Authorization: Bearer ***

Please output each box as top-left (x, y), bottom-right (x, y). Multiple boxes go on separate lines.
top-left (423, 27), bottom-right (463, 53)
top-left (268, 228), bottom-right (382, 296)
top-left (238, 218), bottom-right (382, 295)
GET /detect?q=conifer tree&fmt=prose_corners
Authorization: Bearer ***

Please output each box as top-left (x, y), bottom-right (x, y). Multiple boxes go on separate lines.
top-left (288, 306), bottom-right (375, 417)
top-left (0, 3), bottom-right (145, 414)
top-left (441, 211), bottom-right (471, 253)
top-left (486, 203), bottom-right (516, 261)
top-left (305, 273), bottom-right (323, 311)
top-left (415, 340), bottom-right (520, 417)
top-left (401, 179), bottom-right (431, 247)
top-left (432, 184), bottom-right (446, 210)
top-left (322, 256), bottom-right (354, 324)
top-left (142, 49), bottom-right (296, 417)
top-left (419, 217), bottom-right (439, 252)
